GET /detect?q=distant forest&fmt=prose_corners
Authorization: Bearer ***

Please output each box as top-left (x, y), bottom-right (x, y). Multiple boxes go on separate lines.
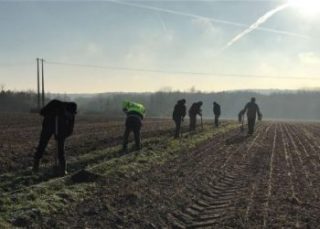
top-left (1, 88), bottom-right (320, 121)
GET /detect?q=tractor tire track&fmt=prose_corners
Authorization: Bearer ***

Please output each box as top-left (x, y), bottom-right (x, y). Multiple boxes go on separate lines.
top-left (158, 124), bottom-right (263, 203)
top-left (168, 123), bottom-right (269, 228)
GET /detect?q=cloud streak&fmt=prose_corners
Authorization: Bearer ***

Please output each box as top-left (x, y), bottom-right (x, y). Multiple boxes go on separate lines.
top-left (109, 0), bottom-right (307, 39)
top-left (220, 4), bottom-right (290, 53)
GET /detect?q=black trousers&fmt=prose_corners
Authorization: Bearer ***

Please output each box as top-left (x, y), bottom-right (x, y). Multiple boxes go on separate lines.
top-left (214, 115), bottom-right (220, 127)
top-left (123, 116), bottom-right (142, 149)
top-left (34, 117), bottom-right (66, 167)
top-left (189, 115), bottom-right (197, 131)
top-left (174, 118), bottom-right (182, 138)
top-left (248, 118), bottom-right (256, 135)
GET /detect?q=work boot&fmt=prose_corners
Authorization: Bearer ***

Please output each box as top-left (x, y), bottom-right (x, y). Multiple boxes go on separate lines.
top-left (32, 159), bottom-right (40, 172)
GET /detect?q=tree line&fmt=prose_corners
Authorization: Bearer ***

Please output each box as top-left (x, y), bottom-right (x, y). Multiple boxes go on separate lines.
top-left (1, 89), bottom-right (320, 121)
top-left (0, 89), bottom-right (37, 113)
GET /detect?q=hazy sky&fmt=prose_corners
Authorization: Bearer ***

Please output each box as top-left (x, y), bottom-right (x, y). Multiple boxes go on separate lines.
top-left (0, 0), bottom-right (320, 93)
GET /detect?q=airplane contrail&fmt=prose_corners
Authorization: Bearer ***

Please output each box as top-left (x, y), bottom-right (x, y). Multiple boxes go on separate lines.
top-left (109, 0), bottom-right (307, 39)
top-left (220, 3), bottom-right (291, 53)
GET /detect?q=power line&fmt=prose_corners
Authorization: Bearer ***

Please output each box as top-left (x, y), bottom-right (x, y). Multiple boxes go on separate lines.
top-left (0, 0), bottom-right (296, 2)
top-left (0, 62), bottom-right (33, 67)
top-left (45, 60), bottom-right (320, 81)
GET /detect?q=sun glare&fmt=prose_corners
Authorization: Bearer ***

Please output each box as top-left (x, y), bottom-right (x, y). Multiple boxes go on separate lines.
top-left (288, 0), bottom-right (320, 17)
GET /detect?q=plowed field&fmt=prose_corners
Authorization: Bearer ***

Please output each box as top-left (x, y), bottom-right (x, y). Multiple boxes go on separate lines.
top-left (0, 114), bottom-right (320, 228)
top-left (0, 113), bottom-right (173, 173)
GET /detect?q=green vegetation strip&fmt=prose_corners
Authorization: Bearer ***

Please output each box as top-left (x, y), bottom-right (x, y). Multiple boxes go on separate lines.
top-left (0, 122), bottom-right (237, 226)
top-left (0, 128), bottom-right (176, 194)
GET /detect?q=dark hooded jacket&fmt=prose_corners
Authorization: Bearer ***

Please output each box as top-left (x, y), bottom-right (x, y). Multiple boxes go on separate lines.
top-left (40, 100), bottom-right (77, 138)
top-left (243, 101), bottom-right (262, 120)
top-left (172, 99), bottom-right (186, 121)
top-left (189, 102), bottom-right (202, 117)
top-left (213, 102), bottom-right (221, 116)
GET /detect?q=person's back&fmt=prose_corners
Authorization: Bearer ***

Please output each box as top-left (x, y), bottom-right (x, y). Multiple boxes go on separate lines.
top-left (123, 101), bottom-right (145, 120)
top-left (189, 102), bottom-right (202, 117)
top-left (213, 102), bottom-right (221, 127)
top-left (122, 101), bottom-right (145, 151)
top-left (40, 99), bottom-right (63, 117)
top-left (62, 102), bottom-right (77, 138)
top-left (173, 99), bottom-right (186, 121)
top-left (33, 99), bottom-right (77, 175)
top-left (40, 100), bottom-right (77, 139)
top-left (242, 97), bottom-right (262, 135)
top-left (244, 101), bottom-right (261, 119)
top-left (173, 99), bottom-right (186, 138)
top-left (189, 101), bottom-right (203, 131)
top-left (213, 102), bottom-right (221, 116)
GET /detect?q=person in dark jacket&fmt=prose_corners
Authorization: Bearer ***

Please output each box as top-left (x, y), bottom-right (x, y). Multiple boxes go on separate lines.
top-left (122, 101), bottom-right (146, 152)
top-left (213, 101), bottom-right (221, 127)
top-left (33, 100), bottom-right (77, 176)
top-left (241, 97), bottom-right (262, 135)
top-left (172, 99), bottom-right (186, 138)
top-left (189, 101), bottom-right (203, 131)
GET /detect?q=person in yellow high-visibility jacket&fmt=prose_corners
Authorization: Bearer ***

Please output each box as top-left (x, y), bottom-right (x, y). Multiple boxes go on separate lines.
top-left (122, 101), bottom-right (146, 152)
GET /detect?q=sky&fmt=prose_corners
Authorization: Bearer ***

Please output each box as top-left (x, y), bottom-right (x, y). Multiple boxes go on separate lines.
top-left (0, 0), bottom-right (320, 93)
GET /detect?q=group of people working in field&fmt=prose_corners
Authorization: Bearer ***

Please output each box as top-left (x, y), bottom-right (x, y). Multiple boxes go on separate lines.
top-left (172, 100), bottom-right (221, 138)
top-left (32, 97), bottom-right (262, 176)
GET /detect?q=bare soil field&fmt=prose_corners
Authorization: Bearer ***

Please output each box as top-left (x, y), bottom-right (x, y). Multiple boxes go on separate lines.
top-left (0, 114), bottom-right (320, 228)
top-left (0, 113), bottom-right (174, 173)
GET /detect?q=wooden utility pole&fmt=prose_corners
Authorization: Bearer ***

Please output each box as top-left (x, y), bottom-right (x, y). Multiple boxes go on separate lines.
top-left (41, 58), bottom-right (45, 107)
top-left (37, 58), bottom-right (40, 110)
